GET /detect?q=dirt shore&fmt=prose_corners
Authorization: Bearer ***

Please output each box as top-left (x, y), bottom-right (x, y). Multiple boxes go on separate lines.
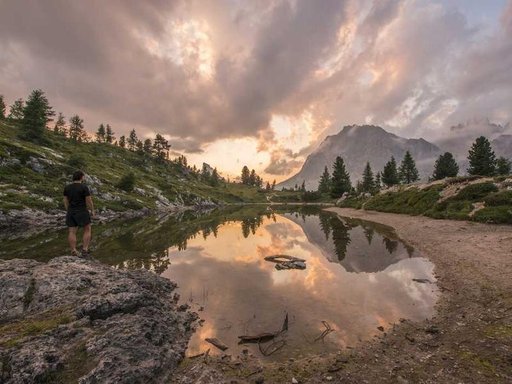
top-left (172, 208), bottom-right (512, 383)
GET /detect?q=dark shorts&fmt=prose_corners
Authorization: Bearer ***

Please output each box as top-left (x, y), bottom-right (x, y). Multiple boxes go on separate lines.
top-left (66, 210), bottom-right (91, 228)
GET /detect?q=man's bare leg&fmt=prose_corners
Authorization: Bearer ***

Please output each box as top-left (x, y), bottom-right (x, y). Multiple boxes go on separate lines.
top-left (83, 224), bottom-right (92, 252)
top-left (68, 227), bottom-right (78, 254)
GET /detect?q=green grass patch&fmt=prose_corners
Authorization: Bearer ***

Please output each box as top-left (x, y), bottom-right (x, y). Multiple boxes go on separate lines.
top-left (364, 185), bottom-right (443, 215)
top-left (472, 206), bottom-right (512, 224)
top-left (452, 182), bottom-right (498, 201)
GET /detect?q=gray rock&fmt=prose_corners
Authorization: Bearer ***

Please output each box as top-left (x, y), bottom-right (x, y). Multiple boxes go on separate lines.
top-left (0, 256), bottom-right (196, 384)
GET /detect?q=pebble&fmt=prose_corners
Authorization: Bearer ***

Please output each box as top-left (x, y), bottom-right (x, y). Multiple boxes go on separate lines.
top-left (292, 378), bottom-right (299, 384)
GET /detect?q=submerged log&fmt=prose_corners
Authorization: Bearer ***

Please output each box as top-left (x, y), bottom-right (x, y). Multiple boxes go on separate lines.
top-left (205, 337), bottom-right (229, 351)
top-left (264, 255), bottom-right (306, 263)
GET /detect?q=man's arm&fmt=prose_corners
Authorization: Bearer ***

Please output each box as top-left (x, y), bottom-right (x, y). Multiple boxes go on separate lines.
top-left (63, 196), bottom-right (69, 211)
top-left (86, 196), bottom-right (95, 217)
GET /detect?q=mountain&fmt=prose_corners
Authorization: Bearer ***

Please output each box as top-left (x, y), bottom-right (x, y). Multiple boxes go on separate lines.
top-left (278, 125), bottom-right (441, 190)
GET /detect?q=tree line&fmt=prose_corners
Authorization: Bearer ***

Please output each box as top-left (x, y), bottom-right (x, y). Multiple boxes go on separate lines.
top-left (317, 136), bottom-right (511, 198)
top-left (1, 90), bottom-right (177, 162)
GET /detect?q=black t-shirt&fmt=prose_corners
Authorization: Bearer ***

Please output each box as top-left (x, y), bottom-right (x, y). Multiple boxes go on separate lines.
top-left (63, 183), bottom-right (91, 212)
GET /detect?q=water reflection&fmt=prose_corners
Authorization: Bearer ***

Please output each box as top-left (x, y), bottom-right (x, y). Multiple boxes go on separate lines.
top-left (0, 206), bottom-right (438, 361)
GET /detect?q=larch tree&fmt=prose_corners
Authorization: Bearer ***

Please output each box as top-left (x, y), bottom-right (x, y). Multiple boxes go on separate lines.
top-left (96, 124), bottom-right (106, 143)
top-left (318, 166), bottom-right (331, 194)
top-left (330, 156), bottom-right (351, 198)
top-left (8, 98), bottom-right (24, 120)
top-left (152, 133), bottom-right (171, 161)
top-left (361, 162), bottom-right (375, 193)
top-left (68, 115), bottom-right (86, 142)
top-left (127, 129), bottom-right (138, 151)
top-left (241, 166), bottom-right (250, 185)
top-left (53, 112), bottom-right (67, 136)
top-left (467, 136), bottom-right (497, 176)
top-left (105, 124), bottom-right (115, 144)
top-left (432, 152), bottom-right (459, 180)
top-left (21, 89), bottom-right (54, 141)
top-left (399, 151), bottom-right (419, 184)
top-left (118, 135), bottom-right (126, 148)
top-left (381, 156), bottom-right (399, 187)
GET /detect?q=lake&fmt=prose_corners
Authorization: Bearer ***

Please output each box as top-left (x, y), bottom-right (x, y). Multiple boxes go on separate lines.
top-left (0, 206), bottom-right (438, 361)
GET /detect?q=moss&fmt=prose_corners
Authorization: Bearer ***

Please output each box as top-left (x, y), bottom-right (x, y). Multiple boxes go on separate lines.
top-left (485, 324), bottom-right (512, 338)
top-left (459, 351), bottom-right (496, 375)
top-left (23, 278), bottom-right (36, 310)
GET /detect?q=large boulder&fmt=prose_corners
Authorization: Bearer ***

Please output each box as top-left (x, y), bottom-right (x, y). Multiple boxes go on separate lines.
top-left (0, 256), bottom-right (196, 384)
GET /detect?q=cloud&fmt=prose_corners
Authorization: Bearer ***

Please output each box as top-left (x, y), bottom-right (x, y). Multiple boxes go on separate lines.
top-left (0, 0), bottom-right (510, 180)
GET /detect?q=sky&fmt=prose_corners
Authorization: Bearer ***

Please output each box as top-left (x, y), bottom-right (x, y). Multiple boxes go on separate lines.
top-left (0, 0), bottom-right (511, 182)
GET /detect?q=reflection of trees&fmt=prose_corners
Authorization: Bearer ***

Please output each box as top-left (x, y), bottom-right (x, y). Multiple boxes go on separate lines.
top-left (383, 237), bottom-right (398, 254)
top-left (318, 213), bottom-right (352, 261)
top-left (363, 226), bottom-right (374, 245)
top-left (330, 218), bottom-right (351, 261)
top-left (241, 216), bottom-right (264, 238)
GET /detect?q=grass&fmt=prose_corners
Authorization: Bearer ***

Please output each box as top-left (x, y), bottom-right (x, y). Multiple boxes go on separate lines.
top-left (0, 307), bottom-right (73, 349)
top-left (0, 121), bottom-right (305, 212)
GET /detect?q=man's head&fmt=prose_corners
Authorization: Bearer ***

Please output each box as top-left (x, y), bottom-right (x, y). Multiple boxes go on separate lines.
top-left (72, 170), bottom-right (85, 182)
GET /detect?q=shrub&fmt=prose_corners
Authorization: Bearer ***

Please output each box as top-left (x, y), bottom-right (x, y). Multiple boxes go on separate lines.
top-left (301, 191), bottom-right (321, 202)
top-left (472, 206), bottom-right (512, 224)
top-left (116, 172), bottom-right (136, 192)
top-left (453, 182), bottom-right (498, 201)
top-left (483, 191), bottom-right (512, 207)
top-left (67, 154), bottom-right (87, 170)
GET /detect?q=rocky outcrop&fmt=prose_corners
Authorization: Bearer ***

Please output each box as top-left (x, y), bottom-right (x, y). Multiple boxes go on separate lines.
top-left (0, 257), bottom-right (197, 384)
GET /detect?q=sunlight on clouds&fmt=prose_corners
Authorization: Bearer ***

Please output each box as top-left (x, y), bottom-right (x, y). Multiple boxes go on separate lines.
top-left (270, 111), bottom-right (315, 154)
top-left (137, 19), bottom-right (215, 79)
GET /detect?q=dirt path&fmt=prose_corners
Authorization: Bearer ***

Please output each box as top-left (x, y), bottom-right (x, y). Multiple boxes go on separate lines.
top-left (171, 209), bottom-right (512, 383)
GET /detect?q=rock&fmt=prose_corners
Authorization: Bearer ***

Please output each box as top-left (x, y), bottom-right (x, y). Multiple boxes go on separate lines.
top-left (377, 326), bottom-right (385, 332)
top-left (255, 377), bottom-right (265, 384)
top-left (292, 378), bottom-right (299, 384)
top-left (425, 325), bottom-right (440, 334)
top-left (325, 376), bottom-right (333, 381)
top-left (0, 256), bottom-right (196, 384)
top-left (26, 156), bottom-right (46, 173)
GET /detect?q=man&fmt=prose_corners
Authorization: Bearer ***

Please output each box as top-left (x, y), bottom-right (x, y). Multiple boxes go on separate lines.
top-left (63, 170), bottom-right (95, 257)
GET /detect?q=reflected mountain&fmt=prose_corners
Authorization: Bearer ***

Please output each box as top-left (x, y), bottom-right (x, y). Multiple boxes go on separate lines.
top-left (284, 210), bottom-right (415, 273)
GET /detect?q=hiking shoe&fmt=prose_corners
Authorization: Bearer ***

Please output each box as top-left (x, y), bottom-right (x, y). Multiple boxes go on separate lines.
top-left (80, 249), bottom-right (91, 259)
top-left (71, 250), bottom-right (79, 257)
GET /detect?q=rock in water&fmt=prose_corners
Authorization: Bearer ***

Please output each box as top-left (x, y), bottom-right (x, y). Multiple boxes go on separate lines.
top-left (0, 256), bottom-right (197, 384)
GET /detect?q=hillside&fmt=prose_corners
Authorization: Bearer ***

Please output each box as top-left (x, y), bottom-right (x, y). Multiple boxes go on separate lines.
top-left (339, 176), bottom-right (512, 224)
top-left (0, 121), bottom-right (296, 215)
top-left (278, 125), bottom-right (441, 190)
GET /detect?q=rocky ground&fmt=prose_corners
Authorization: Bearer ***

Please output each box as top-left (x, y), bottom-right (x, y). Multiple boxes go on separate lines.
top-left (0, 256), bottom-right (197, 383)
top-left (171, 208), bottom-right (512, 383)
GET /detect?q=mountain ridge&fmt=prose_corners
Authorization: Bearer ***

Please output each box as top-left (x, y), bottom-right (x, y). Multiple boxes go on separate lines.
top-left (278, 125), bottom-right (442, 190)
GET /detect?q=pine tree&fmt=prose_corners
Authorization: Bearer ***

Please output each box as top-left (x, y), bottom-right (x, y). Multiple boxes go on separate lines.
top-left (361, 162), bottom-right (375, 193)
top-left (201, 163), bottom-right (211, 182)
top-left (8, 98), bottom-right (24, 120)
top-left (210, 168), bottom-right (220, 186)
top-left (467, 136), bottom-right (497, 176)
top-left (53, 112), bottom-right (66, 136)
top-left (96, 124), bottom-right (106, 143)
top-left (249, 169), bottom-right (257, 186)
top-left (432, 152), bottom-right (459, 180)
top-left (68, 115), bottom-right (86, 142)
top-left (127, 129), bottom-right (138, 151)
top-left (381, 156), bottom-right (399, 187)
top-left (496, 157), bottom-right (511, 176)
top-left (21, 89), bottom-right (54, 141)
top-left (153, 133), bottom-right (170, 161)
top-left (105, 124), bottom-right (115, 144)
top-left (0, 95), bottom-right (5, 119)
top-left (119, 135), bottom-right (126, 148)
top-left (272, 180), bottom-right (276, 190)
top-left (136, 140), bottom-right (144, 154)
top-left (399, 151), bottom-right (419, 184)
top-left (375, 172), bottom-right (382, 191)
top-left (143, 138), bottom-right (153, 155)
top-left (318, 166), bottom-right (331, 193)
top-left (265, 182), bottom-right (271, 191)
top-left (330, 156), bottom-right (351, 198)
top-left (241, 166), bottom-right (250, 185)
